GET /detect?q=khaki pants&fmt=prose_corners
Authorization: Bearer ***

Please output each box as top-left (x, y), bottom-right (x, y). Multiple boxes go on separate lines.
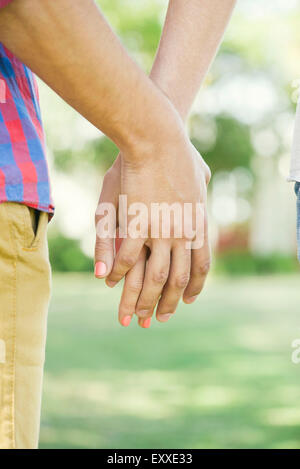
top-left (0, 202), bottom-right (51, 449)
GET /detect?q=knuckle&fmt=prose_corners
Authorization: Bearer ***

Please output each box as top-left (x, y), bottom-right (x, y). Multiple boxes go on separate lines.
top-left (174, 272), bottom-right (190, 289)
top-left (126, 281), bottom-right (143, 295)
top-left (197, 260), bottom-right (211, 276)
top-left (119, 254), bottom-right (136, 269)
top-left (152, 269), bottom-right (169, 285)
top-left (95, 236), bottom-right (110, 250)
top-left (95, 244), bottom-right (108, 260)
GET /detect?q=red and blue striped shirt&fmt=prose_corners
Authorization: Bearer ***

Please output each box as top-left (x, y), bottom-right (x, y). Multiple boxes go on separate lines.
top-left (0, 0), bottom-right (53, 214)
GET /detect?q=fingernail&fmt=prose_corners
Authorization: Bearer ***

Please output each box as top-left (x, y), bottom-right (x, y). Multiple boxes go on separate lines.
top-left (157, 313), bottom-right (173, 323)
top-left (137, 310), bottom-right (149, 318)
top-left (106, 280), bottom-right (117, 288)
top-left (141, 317), bottom-right (151, 329)
top-left (186, 295), bottom-right (198, 304)
top-left (95, 261), bottom-right (107, 277)
top-left (121, 315), bottom-right (132, 327)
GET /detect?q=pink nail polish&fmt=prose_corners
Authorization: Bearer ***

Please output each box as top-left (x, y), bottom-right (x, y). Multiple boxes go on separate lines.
top-left (121, 315), bottom-right (131, 327)
top-left (141, 318), bottom-right (151, 329)
top-left (95, 261), bottom-right (107, 277)
top-left (186, 295), bottom-right (198, 304)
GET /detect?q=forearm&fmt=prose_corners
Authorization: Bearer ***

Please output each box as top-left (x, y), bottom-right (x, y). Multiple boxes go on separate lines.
top-left (150, 0), bottom-right (236, 121)
top-left (0, 0), bottom-right (180, 156)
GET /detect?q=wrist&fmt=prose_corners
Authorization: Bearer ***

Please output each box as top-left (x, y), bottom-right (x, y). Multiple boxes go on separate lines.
top-left (149, 68), bottom-right (189, 123)
top-left (120, 102), bottom-right (184, 165)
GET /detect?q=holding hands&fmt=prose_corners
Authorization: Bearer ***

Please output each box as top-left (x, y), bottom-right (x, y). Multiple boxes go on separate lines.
top-left (94, 129), bottom-right (211, 328)
top-left (92, 0), bottom-right (236, 329)
top-left (0, 0), bottom-right (235, 331)
top-left (90, 0), bottom-right (236, 328)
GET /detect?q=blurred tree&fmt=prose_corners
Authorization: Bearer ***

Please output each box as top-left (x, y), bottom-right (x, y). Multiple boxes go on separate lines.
top-left (54, 136), bottom-right (119, 173)
top-left (49, 234), bottom-right (93, 272)
top-left (191, 114), bottom-right (253, 174)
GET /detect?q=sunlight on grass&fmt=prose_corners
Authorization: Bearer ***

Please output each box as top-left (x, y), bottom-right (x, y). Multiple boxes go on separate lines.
top-left (40, 274), bottom-right (300, 449)
top-left (264, 408), bottom-right (300, 426)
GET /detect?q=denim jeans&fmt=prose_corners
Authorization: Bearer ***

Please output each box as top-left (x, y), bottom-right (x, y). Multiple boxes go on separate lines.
top-left (295, 182), bottom-right (300, 262)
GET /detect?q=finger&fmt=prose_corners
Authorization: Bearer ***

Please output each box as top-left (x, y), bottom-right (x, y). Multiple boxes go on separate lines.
top-left (135, 240), bottom-right (170, 321)
top-left (156, 242), bottom-right (191, 322)
top-left (95, 236), bottom-right (115, 278)
top-left (106, 237), bottom-right (145, 287)
top-left (137, 309), bottom-right (154, 329)
top-left (183, 211), bottom-right (211, 303)
top-left (94, 171), bottom-right (119, 279)
top-left (118, 246), bottom-right (147, 327)
top-left (115, 230), bottom-right (122, 254)
top-left (94, 208), bottom-right (116, 279)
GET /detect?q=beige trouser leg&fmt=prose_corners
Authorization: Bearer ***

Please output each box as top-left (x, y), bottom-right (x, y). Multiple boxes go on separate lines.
top-left (0, 202), bottom-right (51, 449)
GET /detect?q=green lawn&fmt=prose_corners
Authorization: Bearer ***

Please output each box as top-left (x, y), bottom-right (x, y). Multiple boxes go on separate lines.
top-left (40, 273), bottom-right (300, 449)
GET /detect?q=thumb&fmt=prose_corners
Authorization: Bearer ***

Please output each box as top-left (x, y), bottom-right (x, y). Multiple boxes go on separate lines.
top-left (94, 172), bottom-right (119, 279)
top-left (95, 235), bottom-right (115, 279)
top-left (95, 229), bottom-right (122, 278)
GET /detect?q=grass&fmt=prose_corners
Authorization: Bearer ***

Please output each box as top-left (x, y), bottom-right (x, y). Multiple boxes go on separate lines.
top-left (39, 273), bottom-right (300, 449)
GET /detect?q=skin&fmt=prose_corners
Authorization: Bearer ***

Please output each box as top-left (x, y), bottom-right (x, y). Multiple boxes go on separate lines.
top-left (0, 0), bottom-right (180, 151)
top-left (0, 0), bottom-right (236, 330)
top-left (0, 0), bottom-right (209, 303)
top-left (95, 0), bottom-right (237, 328)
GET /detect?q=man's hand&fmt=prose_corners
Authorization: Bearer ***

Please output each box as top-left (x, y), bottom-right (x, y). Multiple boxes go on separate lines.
top-left (95, 134), bottom-right (211, 328)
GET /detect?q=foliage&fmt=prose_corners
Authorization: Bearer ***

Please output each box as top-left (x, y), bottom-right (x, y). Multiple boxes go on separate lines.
top-left (54, 136), bottom-right (119, 173)
top-left (215, 250), bottom-right (299, 276)
top-left (191, 114), bottom-right (253, 175)
top-left (49, 235), bottom-right (93, 272)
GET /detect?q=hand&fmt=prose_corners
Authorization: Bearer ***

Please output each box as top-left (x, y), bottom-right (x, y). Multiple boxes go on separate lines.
top-left (95, 155), bottom-right (150, 328)
top-left (95, 130), bottom-right (211, 328)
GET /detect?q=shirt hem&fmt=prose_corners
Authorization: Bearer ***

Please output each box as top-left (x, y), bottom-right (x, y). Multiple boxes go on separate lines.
top-left (0, 199), bottom-right (55, 219)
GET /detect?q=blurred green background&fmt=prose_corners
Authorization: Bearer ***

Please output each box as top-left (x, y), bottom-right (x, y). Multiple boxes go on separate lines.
top-left (39, 0), bottom-right (300, 449)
